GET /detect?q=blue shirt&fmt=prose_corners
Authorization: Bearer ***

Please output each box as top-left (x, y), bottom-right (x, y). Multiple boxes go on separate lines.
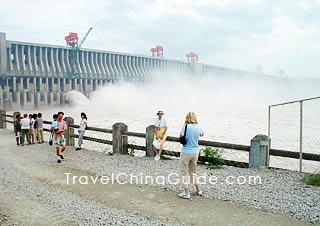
top-left (181, 124), bottom-right (203, 154)
top-left (52, 120), bottom-right (58, 130)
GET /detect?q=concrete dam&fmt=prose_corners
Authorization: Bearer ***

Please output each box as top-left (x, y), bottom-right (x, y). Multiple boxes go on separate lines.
top-left (0, 32), bottom-right (258, 110)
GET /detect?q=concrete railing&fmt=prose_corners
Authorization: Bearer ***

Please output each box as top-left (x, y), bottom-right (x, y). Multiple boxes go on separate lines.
top-left (1, 110), bottom-right (320, 171)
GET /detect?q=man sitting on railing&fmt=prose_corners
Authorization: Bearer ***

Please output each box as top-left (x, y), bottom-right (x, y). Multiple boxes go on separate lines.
top-left (153, 111), bottom-right (168, 161)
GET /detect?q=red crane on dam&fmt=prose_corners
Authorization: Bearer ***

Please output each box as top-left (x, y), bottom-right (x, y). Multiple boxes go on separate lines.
top-left (186, 52), bottom-right (198, 62)
top-left (65, 27), bottom-right (93, 78)
top-left (150, 45), bottom-right (164, 58)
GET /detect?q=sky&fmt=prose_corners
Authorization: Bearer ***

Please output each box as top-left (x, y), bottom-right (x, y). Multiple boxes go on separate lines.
top-left (0, 0), bottom-right (320, 78)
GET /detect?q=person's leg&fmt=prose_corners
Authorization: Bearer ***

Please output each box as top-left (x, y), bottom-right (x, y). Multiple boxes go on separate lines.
top-left (58, 132), bottom-right (63, 144)
top-left (61, 144), bottom-right (66, 153)
top-left (20, 130), bottom-right (25, 145)
top-left (153, 133), bottom-right (159, 156)
top-left (56, 146), bottom-right (62, 163)
top-left (39, 128), bottom-right (44, 143)
top-left (29, 129), bottom-right (33, 144)
top-left (26, 129), bottom-right (31, 144)
top-left (77, 130), bottom-right (85, 149)
top-left (157, 133), bottom-right (167, 157)
top-left (29, 130), bottom-right (33, 144)
top-left (37, 129), bottom-right (41, 143)
top-left (15, 132), bottom-right (20, 145)
top-left (54, 132), bottom-right (58, 144)
top-left (178, 153), bottom-right (192, 198)
top-left (189, 154), bottom-right (202, 193)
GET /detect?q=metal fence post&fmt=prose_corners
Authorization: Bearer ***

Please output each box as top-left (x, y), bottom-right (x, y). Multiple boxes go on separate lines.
top-left (64, 117), bottom-right (75, 146)
top-left (299, 101), bottom-right (303, 173)
top-left (146, 125), bottom-right (155, 157)
top-left (112, 123), bottom-right (128, 154)
top-left (0, 109), bottom-right (6, 129)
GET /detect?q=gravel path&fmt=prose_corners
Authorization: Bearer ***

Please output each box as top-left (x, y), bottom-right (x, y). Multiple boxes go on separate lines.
top-left (0, 129), bottom-right (318, 226)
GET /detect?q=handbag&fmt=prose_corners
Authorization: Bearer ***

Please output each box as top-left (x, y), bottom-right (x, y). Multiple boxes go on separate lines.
top-left (179, 124), bottom-right (187, 145)
top-left (48, 133), bottom-right (53, 146)
top-left (153, 139), bottom-right (161, 149)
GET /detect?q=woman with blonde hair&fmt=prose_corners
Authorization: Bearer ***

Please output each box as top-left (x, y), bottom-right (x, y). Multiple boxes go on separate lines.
top-left (178, 112), bottom-right (204, 199)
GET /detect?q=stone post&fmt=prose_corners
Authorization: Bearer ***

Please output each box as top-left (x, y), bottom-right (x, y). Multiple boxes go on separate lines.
top-left (249, 134), bottom-right (269, 168)
top-left (112, 123), bottom-right (128, 154)
top-left (0, 109), bottom-right (6, 129)
top-left (64, 117), bottom-right (75, 146)
top-left (146, 125), bottom-right (155, 157)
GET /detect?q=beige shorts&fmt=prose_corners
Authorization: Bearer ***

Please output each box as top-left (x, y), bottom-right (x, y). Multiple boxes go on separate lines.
top-left (178, 152), bottom-right (199, 176)
top-left (154, 128), bottom-right (167, 145)
top-left (54, 135), bottom-right (66, 147)
top-left (179, 153), bottom-right (199, 187)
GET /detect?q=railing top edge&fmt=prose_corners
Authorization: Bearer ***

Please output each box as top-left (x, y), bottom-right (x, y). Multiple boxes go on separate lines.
top-left (69, 124), bottom-right (113, 133)
top-left (269, 96), bottom-right (320, 107)
top-left (124, 131), bottom-right (146, 138)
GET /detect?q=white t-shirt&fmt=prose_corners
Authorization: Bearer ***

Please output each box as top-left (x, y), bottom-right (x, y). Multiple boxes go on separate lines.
top-left (30, 118), bottom-right (35, 127)
top-left (154, 118), bottom-right (167, 128)
top-left (21, 118), bottom-right (31, 129)
top-left (79, 119), bottom-right (87, 130)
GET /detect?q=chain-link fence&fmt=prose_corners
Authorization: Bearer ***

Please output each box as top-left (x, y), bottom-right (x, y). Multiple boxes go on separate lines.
top-left (268, 96), bottom-right (320, 173)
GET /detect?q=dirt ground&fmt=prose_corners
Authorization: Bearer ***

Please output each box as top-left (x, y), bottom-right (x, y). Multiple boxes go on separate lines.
top-left (0, 129), bottom-right (316, 226)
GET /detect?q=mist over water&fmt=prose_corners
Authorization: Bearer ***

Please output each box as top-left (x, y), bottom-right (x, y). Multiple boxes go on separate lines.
top-left (60, 74), bottom-right (320, 145)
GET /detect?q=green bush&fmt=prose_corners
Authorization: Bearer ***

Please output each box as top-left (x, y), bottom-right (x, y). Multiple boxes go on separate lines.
top-left (303, 173), bottom-right (320, 186)
top-left (199, 147), bottom-right (224, 168)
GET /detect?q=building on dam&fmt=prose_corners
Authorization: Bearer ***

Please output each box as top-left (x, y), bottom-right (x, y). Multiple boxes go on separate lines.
top-left (0, 32), bottom-right (258, 110)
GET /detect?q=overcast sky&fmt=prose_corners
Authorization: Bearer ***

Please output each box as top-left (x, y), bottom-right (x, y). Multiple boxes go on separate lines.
top-left (1, 0), bottom-right (320, 78)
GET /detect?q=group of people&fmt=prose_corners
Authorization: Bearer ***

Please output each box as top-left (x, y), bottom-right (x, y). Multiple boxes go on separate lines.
top-left (14, 109), bottom-right (202, 199)
top-left (14, 112), bottom-right (44, 146)
top-left (153, 111), bottom-right (204, 199)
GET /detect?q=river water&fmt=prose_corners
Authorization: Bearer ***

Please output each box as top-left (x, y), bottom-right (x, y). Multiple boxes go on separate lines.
top-left (15, 75), bottom-right (320, 172)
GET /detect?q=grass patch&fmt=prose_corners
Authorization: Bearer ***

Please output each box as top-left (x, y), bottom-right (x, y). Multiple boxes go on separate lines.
top-left (199, 147), bottom-right (224, 169)
top-left (206, 164), bottom-right (223, 170)
top-left (303, 173), bottom-right (320, 186)
top-left (160, 155), bottom-right (172, 160)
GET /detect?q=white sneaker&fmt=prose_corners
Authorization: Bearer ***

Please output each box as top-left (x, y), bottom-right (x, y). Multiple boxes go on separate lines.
top-left (154, 156), bottom-right (160, 161)
top-left (179, 192), bottom-right (191, 199)
top-left (195, 190), bottom-right (203, 196)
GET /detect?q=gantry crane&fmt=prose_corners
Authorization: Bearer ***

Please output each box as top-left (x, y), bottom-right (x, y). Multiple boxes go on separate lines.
top-left (65, 27), bottom-right (93, 78)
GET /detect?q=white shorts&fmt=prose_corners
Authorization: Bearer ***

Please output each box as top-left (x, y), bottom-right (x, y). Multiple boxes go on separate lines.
top-left (54, 135), bottom-right (66, 147)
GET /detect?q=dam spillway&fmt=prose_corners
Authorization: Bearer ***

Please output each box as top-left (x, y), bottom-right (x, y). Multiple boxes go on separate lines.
top-left (0, 32), bottom-right (259, 110)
